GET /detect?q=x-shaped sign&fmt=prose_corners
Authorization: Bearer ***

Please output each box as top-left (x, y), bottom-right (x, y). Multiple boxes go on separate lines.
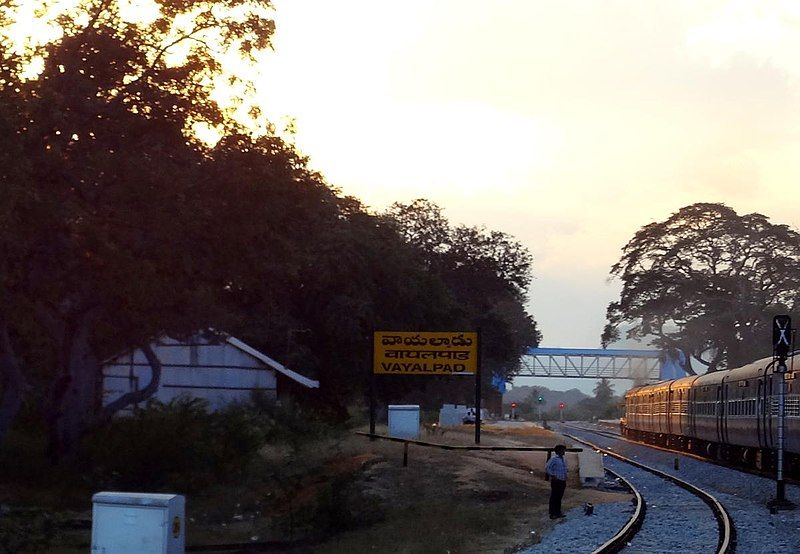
top-left (775, 319), bottom-right (791, 346)
top-left (773, 315), bottom-right (792, 357)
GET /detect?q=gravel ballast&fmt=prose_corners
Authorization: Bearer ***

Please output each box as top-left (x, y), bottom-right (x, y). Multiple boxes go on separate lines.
top-left (563, 424), bottom-right (800, 553)
top-left (522, 501), bottom-right (632, 553)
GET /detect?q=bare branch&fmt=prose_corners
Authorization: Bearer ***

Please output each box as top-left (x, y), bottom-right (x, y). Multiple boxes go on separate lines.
top-left (98, 342), bottom-right (162, 422)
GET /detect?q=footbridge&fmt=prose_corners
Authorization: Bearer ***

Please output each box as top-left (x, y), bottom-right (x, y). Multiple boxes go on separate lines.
top-left (519, 348), bottom-right (685, 382)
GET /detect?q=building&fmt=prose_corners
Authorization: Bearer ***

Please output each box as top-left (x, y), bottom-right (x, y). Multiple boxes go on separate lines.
top-left (103, 330), bottom-right (319, 413)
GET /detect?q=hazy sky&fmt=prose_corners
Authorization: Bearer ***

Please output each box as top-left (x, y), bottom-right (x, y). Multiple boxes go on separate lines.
top-left (11, 1), bottom-right (800, 393)
top-left (254, 1), bottom-right (800, 369)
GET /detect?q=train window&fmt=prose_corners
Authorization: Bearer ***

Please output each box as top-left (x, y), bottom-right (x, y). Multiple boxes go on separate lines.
top-left (787, 397), bottom-right (800, 417)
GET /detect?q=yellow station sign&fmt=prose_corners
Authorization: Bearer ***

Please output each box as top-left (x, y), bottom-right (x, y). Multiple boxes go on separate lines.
top-left (373, 331), bottom-right (478, 375)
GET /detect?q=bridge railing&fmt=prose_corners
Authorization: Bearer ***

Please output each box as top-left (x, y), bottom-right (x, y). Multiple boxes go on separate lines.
top-left (519, 347), bottom-right (662, 381)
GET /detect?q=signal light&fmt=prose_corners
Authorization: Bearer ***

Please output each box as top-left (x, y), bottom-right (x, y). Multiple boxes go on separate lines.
top-left (537, 396), bottom-right (544, 403)
top-left (559, 402), bottom-right (565, 409)
top-left (511, 402), bottom-right (517, 408)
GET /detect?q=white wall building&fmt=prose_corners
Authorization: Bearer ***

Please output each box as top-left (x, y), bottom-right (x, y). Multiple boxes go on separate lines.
top-left (103, 331), bottom-right (319, 412)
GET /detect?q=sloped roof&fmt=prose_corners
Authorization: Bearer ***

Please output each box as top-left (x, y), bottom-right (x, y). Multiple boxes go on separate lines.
top-left (104, 331), bottom-right (319, 389)
top-left (225, 336), bottom-right (319, 389)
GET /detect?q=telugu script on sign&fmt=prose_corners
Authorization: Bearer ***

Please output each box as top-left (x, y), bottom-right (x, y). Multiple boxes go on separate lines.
top-left (373, 331), bottom-right (478, 375)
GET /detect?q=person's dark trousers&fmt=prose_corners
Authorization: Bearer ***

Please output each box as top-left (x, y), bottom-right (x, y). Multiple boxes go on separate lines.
top-left (549, 478), bottom-right (566, 516)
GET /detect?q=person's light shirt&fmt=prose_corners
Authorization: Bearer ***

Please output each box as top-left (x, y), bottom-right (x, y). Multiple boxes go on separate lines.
top-left (545, 454), bottom-right (568, 481)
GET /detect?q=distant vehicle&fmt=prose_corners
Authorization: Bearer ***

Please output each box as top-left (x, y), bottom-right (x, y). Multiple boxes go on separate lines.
top-left (463, 408), bottom-right (477, 424)
top-left (462, 408), bottom-right (489, 424)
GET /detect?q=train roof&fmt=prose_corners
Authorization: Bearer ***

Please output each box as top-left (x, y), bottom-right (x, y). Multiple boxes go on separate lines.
top-left (721, 356), bottom-right (772, 381)
top-left (623, 354), bottom-right (799, 397)
top-left (669, 374), bottom-right (699, 389)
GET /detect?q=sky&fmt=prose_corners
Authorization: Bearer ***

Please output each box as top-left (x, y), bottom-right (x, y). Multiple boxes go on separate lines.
top-left (249, 1), bottom-right (800, 393)
top-left (8, 1), bottom-right (800, 393)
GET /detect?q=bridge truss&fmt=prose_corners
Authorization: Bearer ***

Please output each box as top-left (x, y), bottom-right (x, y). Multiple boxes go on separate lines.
top-left (519, 347), bottom-right (662, 382)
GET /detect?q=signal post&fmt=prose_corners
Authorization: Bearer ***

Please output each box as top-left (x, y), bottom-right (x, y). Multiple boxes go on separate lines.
top-left (769, 315), bottom-right (795, 512)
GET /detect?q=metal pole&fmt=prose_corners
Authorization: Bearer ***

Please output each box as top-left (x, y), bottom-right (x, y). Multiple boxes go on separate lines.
top-left (369, 330), bottom-right (376, 440)
top-left (475, 328), bottom-right (482, 445)
top-left (777, 363), bottom-right (786, 501)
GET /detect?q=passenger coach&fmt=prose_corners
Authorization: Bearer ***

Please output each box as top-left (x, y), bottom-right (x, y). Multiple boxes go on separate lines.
top-left (623, 355), bottom-right (800, 472)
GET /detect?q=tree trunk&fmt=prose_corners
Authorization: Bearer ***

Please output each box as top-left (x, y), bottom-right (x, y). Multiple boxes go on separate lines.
top-left (35, 300), bottom-right (165, 463)
top-left (53, 323), bottom-right (100, 461)
top-left (38, 305), bottom-right (100, 463)
top-left (0, 318), bottom-right (27, 445)
top-left (679, 348), bottom-right (697, 375)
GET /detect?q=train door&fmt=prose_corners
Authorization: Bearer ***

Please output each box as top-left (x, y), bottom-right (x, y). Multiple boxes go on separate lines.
top-left (722, 382), bottom-right (729, 444)
top-left (766, 374), bottom-right (774, 449)
top-left (757, 378), bottom-right (764, 448)
top-left (715, 385), bottom-right (722, 444)
top-left (688, 386), bottom-right (695, 437)
top-left (667, 387), bottom-right (673, 436)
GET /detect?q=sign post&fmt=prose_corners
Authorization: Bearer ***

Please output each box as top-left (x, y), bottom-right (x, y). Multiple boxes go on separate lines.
top-left (475, 329), bottom-right (482, 445)
top-left (372, 330), bottom-right (481, 443)
top-left (369, 329), bottom-right (376, 441)
top-left (769, 315), bottom-right (795, 511)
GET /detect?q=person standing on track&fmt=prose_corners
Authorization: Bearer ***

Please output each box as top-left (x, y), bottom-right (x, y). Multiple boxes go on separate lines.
top-left (545, 444), bottom-right (568, 519)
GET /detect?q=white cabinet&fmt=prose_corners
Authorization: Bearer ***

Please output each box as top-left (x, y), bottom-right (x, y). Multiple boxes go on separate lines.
top-left (91, 492), bottom-right (185, 553)
top-left (388, 404), bottom-right (420, 439)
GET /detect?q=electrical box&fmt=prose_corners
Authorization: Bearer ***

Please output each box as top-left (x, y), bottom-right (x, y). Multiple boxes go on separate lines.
top-left (388, 404), bottom-right (420, 439)
top-left (91, 492), bottom-right (185, 553)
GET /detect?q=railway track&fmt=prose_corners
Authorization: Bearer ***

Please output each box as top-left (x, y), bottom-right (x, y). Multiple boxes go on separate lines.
top-left (589, 466), bottom-right (644, 554)
top-left (564, 422), bottom-right (800, 487)
top-left (563, 429), bottom-right (736, 553)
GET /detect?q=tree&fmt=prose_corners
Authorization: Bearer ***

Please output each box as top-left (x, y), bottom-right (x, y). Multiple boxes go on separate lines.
top-left (0, 2), bottom-right (544, 456)
top-left (0, 0), bottom-right (279, 457)
top-left (593, 378), bottom-right (613, 404)
top-left (603, 203), bottom-right (800, 372)
top-left (385, 199), bottom-right (541, 386)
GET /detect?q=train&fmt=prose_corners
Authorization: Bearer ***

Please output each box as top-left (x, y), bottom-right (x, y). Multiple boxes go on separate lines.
top-left (622, 354), bottom-right (800, 473)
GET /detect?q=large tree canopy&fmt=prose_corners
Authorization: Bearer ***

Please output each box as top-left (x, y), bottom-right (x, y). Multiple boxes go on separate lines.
top-left (603, 203), bottom-right (800, 372)
top-left (0, 0), bottom-right (279, 457)
top-left (386, 199), bottom-right (541, 383)
top-left (0, 2), bottom-right (542, 457)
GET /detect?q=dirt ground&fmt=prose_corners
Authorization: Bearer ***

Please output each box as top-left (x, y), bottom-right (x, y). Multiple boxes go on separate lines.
top-left (0, 423), bottom-right (629, 553)
top-left (294, 423), bottom-right (629, 553)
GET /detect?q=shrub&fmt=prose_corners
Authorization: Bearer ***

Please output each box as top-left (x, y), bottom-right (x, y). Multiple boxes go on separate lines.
top-left (80, 394), bottom-right (342, 493)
